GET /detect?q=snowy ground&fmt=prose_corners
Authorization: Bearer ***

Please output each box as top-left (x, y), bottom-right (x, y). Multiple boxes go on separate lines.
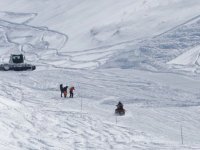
top-left (0, 0), bottom-right (200, 150)
top-left (1, 69), bottom-right (200, 149)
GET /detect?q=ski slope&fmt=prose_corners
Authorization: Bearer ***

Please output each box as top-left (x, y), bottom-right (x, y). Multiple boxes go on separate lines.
top-left (0, 0), bottom-right (200, 149)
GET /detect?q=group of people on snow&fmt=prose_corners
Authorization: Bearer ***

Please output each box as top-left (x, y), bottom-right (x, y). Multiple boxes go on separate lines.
top-left (59, 84), bottom-right (125, 115)
top-left (60, 84), bottom-right (75, 98)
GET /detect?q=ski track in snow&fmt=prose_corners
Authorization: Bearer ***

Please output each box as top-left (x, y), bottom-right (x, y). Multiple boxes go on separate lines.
top-left (0, 11), bottom-right (68, 69)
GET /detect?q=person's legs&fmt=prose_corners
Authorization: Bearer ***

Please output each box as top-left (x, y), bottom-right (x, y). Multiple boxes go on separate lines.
top-left (61, 91), bottom-right (62, 97)
top-left (70, 92), bottom-right (72, 98)
top-left (64, 91), bottom-right (67, 98)
top-left (72, 92), bottom-right (73, 98)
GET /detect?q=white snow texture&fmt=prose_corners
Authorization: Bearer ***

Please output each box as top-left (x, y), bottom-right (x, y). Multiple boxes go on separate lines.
top-left (0, 0), bottom-right (200, 150)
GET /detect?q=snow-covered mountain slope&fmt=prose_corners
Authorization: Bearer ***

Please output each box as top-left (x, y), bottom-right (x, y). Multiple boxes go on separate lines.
top-left (104, 14), bottom-right (200, 71)
top-left (0, 0), bottom-right (200, 69)
top-left (0, 0), bottom-right (200, 150)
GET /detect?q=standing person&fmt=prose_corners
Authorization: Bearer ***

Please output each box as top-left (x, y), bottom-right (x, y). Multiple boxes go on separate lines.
top-left (60, 84), bottom-right (64, 97)
top-left (63, 86), bottom-right (68, 98)
top-left (69, 86), bottom-right (75, 98)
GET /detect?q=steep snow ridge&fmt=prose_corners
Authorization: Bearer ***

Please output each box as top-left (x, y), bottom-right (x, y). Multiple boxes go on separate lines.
top-left (103, 14), bottom-right (200, 71)
top-left (168, 45), bottom-right (200, 66)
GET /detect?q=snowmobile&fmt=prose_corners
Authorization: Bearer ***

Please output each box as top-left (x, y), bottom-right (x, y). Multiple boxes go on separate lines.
top-left (115, 101), bottom-right (125, 116)
top-left (115, 108), bottom-right (125, 116)
top-left (0, 54), bottom-right (36, 71)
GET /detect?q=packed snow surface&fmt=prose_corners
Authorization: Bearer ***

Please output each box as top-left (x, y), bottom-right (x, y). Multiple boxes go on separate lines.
top-left (0, 0), bottom-right (200, 149)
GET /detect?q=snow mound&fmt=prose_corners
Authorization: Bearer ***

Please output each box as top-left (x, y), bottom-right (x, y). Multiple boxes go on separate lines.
top-left (168, 46), bottom-right (200, 66)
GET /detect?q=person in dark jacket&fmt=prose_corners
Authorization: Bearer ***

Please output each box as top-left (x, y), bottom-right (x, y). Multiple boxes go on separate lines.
top-left (60, 84), bottom-right (64, 97)
top-left (63, 86), bottom-right (68, 98)
top-left (69, 86), bottom-right (75, 98)
top-left (116, 101), bottom-right (123, 109)
top-left (115, 101), bottom-right (125, 115)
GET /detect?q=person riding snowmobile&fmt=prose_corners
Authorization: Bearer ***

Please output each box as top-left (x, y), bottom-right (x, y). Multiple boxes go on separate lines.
top-left (116, 101), bottom-right (123, 110)
top-left (115, 101), bottom-right (125, 115)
